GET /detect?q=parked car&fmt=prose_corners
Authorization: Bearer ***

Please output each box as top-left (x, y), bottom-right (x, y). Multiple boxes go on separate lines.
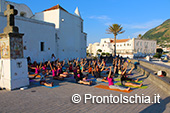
top-left (150, 55), bottom-right (154, 59)
top-left (161, 55), bottom-right (169, 61)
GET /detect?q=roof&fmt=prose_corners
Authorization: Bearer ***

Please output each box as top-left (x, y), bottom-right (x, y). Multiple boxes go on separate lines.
top-left (43, 4), bottom-right (68, 12)
top-left (110, 39), bottom-right (130, 43)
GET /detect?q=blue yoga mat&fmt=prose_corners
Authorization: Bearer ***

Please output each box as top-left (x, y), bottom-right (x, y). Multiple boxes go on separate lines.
top-left (32, 82), bottom-right (60, 89)
top-left (95, 80), bottom-right (117, 84)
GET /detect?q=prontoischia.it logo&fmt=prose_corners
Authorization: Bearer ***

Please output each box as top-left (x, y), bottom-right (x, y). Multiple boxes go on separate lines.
top-left (72, 94), bottom-right (160, 104)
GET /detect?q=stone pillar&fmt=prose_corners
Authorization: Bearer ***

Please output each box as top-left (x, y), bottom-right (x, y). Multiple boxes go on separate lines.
top-left (0, 4), bottom-right (29, 90)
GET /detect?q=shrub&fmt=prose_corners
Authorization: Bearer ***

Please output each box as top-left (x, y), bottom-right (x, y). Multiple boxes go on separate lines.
top-left (105, 52), bottom-right (110, 56)
top-left (153, 52), bottom-right (162, 58)
top-left (101, 52), bottom-right (105, 56)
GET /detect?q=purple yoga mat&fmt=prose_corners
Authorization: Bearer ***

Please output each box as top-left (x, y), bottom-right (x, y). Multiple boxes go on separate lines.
top-left (29, 79), bottom-right (36, 82)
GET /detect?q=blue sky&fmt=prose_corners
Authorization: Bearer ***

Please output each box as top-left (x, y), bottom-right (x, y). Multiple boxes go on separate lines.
top-left (10, 0), bottom-right (170, 45)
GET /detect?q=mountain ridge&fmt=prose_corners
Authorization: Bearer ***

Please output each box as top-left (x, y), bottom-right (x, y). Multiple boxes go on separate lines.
top-left (142, 19), bottom-right (170, 46)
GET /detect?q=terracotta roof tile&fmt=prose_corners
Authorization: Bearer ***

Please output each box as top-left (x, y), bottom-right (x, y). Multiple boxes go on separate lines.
top-left (110, 39), bottom-right (130, 43)
top-left (44, 4), bottom-right (68, 12)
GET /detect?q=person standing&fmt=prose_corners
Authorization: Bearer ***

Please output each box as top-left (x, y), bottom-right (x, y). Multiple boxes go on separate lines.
top-left (51, 54), bottom-right (56, 63)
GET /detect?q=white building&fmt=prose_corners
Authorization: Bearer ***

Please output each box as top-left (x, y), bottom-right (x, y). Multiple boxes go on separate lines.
top-left (87, 42), bottom-right (100, 56)
top-left (0, 0), bottom-right (87, 62)
top-left (87, 38), bottom-right (157, 58)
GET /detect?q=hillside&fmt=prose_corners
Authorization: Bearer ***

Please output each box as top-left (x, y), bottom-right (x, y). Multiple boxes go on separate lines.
top-left (142, 19), bottom-right (170, 47)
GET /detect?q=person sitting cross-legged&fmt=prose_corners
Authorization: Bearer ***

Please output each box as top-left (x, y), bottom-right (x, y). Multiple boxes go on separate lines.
top-left (49, 61), bottom-right (64, 80)
top-left (74, 66), bottom-right (92, 85)
top-left (39, 70), bottom-right (53, 87)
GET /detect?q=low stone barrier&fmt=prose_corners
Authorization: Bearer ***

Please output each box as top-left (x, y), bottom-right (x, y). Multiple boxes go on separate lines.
top-left (129, 59), bottom-right (170, 77)
top-left (128, 60), bottom-right (170, 95)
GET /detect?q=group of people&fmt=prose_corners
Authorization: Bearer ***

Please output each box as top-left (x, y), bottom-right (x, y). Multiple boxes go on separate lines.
top-left (27, 54), bottom-right (143, 91)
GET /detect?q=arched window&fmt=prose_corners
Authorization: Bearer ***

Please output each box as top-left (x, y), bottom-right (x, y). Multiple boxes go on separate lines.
top-left (20, 12), bottom-right (26, 17)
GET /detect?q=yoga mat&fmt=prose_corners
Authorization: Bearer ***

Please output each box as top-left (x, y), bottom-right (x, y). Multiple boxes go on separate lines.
top-left (86, 78), bottom-right (96, 81)
top-left (66, 76), bottom-right (96, 83)
top-left (67, 80), bottom-right (96, 86)
top-left (95, 80), bottom-right (119, 84)
top-left (90, 78), bottom-right (95, 79)
top-left (68, 76), bottom-right (74, 79)
top-left (114, 82), bottom-right (148, 89)
top-left (95, 79), bottom-right (108, 83)
top-left (114, 78), bottom-right (143, 83)
top-left (29, 74), bottom-right (41, 78)
top-left (32, 82), bottom-right (60, 89)
top-left (29, 79), bottom-right (36, 82)
top-left (95, 85), bottom-right (132, 93)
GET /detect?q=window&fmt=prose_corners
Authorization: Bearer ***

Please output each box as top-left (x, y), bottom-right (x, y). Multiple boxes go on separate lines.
top-left (104, 41), bottom-right (106, 43)
top-left (136, 42), bottom-right (139, 46)
top-left (127, 43), bottom-right (129, 46)
top-left (40, 42), bottom-right (44, 51)
top-left (81, 22), bottom-right (83, 33)
top-left (124, 44), bottom-right (126, 46)
top-left (55, 33), bottom-right (58, 42)
top-left (20, 12), bottom-right (26, 17)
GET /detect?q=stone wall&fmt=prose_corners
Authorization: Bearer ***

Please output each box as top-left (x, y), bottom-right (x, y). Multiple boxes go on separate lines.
top-left (129, 59), bottom-right (170, 77)
top-left (128, 60), bottom-right (170, 95)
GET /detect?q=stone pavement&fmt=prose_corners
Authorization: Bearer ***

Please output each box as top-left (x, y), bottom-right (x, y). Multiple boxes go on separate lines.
top-left (0, 68), bottom-right (170, 113)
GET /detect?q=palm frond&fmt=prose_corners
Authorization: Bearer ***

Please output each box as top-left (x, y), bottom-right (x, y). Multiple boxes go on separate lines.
top-left (106, 24), bottom-right (125, 36)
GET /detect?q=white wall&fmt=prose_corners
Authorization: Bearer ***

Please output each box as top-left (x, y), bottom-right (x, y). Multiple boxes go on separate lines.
top-left (80, 33), bottom-right (87, 58)
top-left (88, 37), bottom-right (157, 58)
top-left (33, 8), bottom-right (87, 60)
top-left (134, 38), bottom-right (156, 54)
top-left (0, 12), bottom-right (56, 62)
top-left (58, 9), bottom-right (84, 59)
top-left (0, 0), bottom-right (5, 12)
top-left (116, 40), bottom-right (133, 50)
top-left (0, 59), bottom-right (29, 90)
top-left (90, 42), bottom-right (101, 56)
top-left (33, 9), bottom-right (60, 28)
top-left (100, 38), bottom-right (113, 54)
top-left (1, 2), bottom-right (87, 61)
top-left (0, 0), bottom-right (34, 18)
top-left (87, 43), bottom-right (92, 53)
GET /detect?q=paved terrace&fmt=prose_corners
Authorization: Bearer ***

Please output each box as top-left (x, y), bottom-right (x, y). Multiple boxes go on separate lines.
top-left (0, 67), bottom-right (170, 113)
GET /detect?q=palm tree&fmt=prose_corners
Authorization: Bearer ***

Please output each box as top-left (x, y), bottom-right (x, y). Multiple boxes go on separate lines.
top-left (106, 24), bottom-right (125, 57)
